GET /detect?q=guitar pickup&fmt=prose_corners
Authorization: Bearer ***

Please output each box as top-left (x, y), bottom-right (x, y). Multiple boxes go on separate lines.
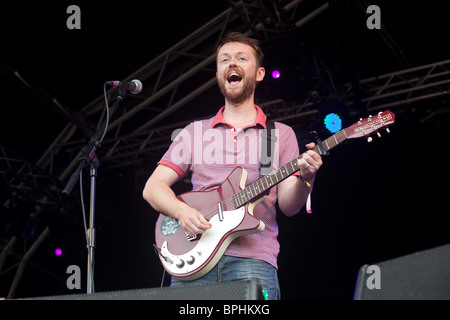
top-left (218, 202), bottom-right (224, 222)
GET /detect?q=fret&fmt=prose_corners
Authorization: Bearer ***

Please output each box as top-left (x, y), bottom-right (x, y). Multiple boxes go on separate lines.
top-left (276, 170), bottom-right (282, 181)
top-left (234, 194), bottom-right (241, 208)
top-left (289, 160), bottom-right (296, 173)
top-left (262, 176), bottom-right (268, 189)
top-left (280, 166), bottom-right (286, 178)
top-left (342, 129), bottom-right (348, 139)
top-left (240, 191), bottom-right (247, 205)
top-left (337, 131), bottom-right (345, 143)
top-left (335, 132), bottom-right (341, 144)
top-left (250, 185), bottom-right (256, 198)
top-left (319, 130), bottom-right (347, 153)
top-left (254, 181), bottom-right (260, 193)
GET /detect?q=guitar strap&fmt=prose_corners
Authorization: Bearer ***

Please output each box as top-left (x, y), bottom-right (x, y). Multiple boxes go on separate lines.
top-left (260, 119), bottom-right (313, 214)
top-left (260, 119), bottom-right (276, 175)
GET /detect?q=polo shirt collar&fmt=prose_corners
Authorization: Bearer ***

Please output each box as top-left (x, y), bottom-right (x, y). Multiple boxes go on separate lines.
top-left (211, 105), bottom-right (268, 129)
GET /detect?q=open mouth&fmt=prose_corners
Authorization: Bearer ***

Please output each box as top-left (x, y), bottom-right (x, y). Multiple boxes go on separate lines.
top-left (227, 71), bottom-right (242, 86)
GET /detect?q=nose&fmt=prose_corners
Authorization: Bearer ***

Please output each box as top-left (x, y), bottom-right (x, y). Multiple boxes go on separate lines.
top-left (228, 56), bottom-right (238, 66)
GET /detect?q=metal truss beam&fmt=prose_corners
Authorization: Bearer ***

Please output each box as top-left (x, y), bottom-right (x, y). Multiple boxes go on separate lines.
top-left (347, 59), bottom-right (450, 113)
top-left (37, 1), bottom-right (315, 180)
top-left (0, 144), bottom-right (64, 211)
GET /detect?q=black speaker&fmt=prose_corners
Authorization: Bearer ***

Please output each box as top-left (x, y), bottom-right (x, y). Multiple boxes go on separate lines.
top-left (354, 243), bottom-right (450, 300)
top-left (21, 278), bottom-right (264, 300)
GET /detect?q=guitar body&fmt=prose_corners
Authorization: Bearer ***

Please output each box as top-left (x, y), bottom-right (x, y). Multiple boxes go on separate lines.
top-left (154, 167), bottom-right (266, 281)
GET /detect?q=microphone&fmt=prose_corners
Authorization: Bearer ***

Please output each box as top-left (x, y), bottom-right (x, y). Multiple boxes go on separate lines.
top-left (107, 79), bottom-right (143, 94)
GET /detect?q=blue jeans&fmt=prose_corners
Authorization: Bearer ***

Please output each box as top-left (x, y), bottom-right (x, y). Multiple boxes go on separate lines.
top-left (170, 255), bottom-right (281, 300)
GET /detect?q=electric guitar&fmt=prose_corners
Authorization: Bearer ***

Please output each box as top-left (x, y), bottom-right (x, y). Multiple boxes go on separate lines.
top-left (154, 110), bottom-right (395, 280)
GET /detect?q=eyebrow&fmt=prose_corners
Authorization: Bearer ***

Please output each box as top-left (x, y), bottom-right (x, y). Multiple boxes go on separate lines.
top-left (219, 52), bottom-right (249, 58)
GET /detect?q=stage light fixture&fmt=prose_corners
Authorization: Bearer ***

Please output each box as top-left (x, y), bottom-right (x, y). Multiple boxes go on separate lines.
top-left (324, 113), bottom-right (342, 133)
top-left (271, 70), bottom-right (280, 79)
top-left (54, 248), bottom-right (63, 256)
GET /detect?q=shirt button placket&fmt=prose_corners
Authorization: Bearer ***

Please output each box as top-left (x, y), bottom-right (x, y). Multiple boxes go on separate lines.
top-left (230, 127), bottom-right (237, 143)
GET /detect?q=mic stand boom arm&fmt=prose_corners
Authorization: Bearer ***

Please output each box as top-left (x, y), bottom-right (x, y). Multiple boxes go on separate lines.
top-left (62, 91), bottom-right (126, 294)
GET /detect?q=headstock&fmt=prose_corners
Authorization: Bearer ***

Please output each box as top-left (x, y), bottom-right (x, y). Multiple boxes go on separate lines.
top-left (345, 110), bottom-right (395, 142)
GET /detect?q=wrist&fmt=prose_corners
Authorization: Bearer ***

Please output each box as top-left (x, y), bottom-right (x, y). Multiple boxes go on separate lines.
top-left (299, 175), bottom-right (314, 187)
top-left (298, 175), bottom-right (314, 214)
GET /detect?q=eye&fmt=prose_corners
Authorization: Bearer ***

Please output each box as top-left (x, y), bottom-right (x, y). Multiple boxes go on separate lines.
top-left (221, 58), bottom-right (229, 63)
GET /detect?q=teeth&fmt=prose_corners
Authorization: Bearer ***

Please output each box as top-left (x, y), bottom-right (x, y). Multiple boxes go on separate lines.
top-left (228, 72), bottom-right (242, 82)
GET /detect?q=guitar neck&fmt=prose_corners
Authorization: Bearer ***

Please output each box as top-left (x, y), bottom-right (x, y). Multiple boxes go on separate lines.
top-left (233, 129), bottom-right (348, 208)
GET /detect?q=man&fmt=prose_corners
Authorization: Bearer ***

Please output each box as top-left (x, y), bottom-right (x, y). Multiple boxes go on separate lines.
top-left (142, 32), bottom-right (322, 299)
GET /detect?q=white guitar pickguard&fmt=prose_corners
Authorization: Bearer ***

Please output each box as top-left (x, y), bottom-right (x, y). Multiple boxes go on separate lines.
top-left (160, 206), bottom-right (246, 280)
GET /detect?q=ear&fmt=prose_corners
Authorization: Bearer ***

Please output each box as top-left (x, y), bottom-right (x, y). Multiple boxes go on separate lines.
top-left (256, 67), bottom-right (265, 82)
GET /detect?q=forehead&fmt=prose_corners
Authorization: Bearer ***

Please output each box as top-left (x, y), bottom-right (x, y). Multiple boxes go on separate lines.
top-left (217, 42), bottom-right (255, 57)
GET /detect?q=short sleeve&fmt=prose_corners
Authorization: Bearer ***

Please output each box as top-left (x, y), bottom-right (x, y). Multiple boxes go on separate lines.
top-left (157, 122), bottom-right (195, 178)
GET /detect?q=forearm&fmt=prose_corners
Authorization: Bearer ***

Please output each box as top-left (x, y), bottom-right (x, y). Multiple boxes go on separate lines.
top-left (278, 143), bottom-right (322, 216)
top-left (142, 166), bottom-right (212, 235)
top-left (142, 179), bottom-right (189, 220)
top-left (277, 176), bottom-right (314, 217)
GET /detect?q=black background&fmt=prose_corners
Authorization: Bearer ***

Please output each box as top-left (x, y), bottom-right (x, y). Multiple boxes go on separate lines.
top-left (1, 1), bottom-right (450, 300)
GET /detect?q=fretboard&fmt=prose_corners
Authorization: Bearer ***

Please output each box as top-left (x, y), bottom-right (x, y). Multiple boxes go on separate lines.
top-left (233, 129), bottom-right (348, 208)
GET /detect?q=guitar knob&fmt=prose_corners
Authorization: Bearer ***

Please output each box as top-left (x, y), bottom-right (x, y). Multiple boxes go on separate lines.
top-left (367, 137), bottom-right (373, 143)
top-left (386, 128), bottom-right (390, 134)
top-left (377, 132), bottom-right (382, 138)
top-left (186, 256), bottom-right (195, 265)
top-left (176, 259), bottom-right (185, 268)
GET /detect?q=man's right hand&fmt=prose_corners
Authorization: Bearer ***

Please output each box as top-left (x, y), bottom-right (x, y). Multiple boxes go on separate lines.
top-left (176, 206), bottom-right (212, 237)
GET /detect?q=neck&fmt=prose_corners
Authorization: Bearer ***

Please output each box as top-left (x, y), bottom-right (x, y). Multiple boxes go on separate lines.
top-left (222, 101), bottom-right (257, 129)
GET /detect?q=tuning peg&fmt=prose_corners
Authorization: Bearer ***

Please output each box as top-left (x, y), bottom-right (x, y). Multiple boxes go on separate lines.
top-left (377, 132), bottom-right (382, 138)
top-left (386, 128), bottom-right (391, 134)
top-left (367, 136), bottom-right (373, 143)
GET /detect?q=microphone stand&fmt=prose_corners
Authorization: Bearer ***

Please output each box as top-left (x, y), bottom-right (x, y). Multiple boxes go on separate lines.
top-left (63, 90), bottom-right (126, 294)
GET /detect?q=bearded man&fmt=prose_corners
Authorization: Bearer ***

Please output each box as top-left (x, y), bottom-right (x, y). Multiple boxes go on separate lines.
top-left (142, 32), bottom-right (322, 300)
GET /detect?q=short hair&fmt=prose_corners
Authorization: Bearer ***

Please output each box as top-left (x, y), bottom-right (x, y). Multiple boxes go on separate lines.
top-left (216, 32), bottom-right (264, 67)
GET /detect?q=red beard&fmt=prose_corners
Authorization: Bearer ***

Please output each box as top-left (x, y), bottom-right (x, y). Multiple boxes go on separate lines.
top-left (217, 73), bottom-right (256, 104)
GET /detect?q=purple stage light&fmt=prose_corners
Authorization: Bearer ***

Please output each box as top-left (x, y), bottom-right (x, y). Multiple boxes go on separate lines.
top-left (55, 248), bottom-right (62, 256)
top-left (271, 70), bottom-right (280, 79)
